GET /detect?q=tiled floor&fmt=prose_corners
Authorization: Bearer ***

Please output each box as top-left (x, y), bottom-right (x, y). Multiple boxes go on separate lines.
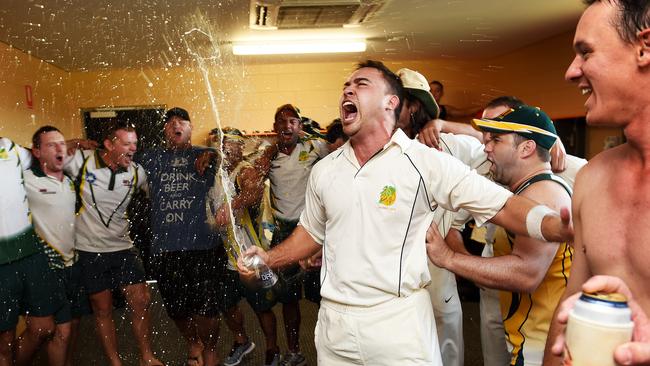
top-left (32, 284), bottom-right (485, 366)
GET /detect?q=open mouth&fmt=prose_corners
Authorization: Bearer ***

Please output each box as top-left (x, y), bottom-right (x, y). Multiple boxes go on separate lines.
top-left (581, 87), bottom-right (592, 96)
top-left (342, 101), bottom-right (358, 122)
top-left (174, 131), bottom-right (183, 137)
top-left (55, 155), bottom-right (64, 163)
top-left (280, 131), bottom-right (293, 138)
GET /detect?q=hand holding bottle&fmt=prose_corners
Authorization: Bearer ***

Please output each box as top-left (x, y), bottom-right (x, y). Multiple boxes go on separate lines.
top-left (237, 245), bottom-right (277, 289)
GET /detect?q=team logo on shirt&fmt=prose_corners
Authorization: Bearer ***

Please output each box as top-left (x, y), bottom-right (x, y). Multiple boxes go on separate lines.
top-left (298, 150), bottom-right (309, 162)
top-left (378, 185), bottom-right (397, 206)
top-left (170, 157), bottom-right (188, 167)
top-left (85, 172), bottom-right (97, 184)
top-left (0, 148), bottom-right (8, 160)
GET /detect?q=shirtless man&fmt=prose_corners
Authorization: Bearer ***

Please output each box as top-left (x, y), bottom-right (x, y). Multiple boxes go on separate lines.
top-left (544, 1), bottom-right (650, 365)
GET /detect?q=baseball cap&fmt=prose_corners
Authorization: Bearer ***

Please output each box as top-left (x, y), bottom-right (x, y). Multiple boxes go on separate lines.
top-left (163, 107), bottom-right (191, 123)
top-left (222, 127), bottom-right (245, 144)
top-left (472, 105), bottom-right (558, 150)
top-left (274, 104), bottom-right (301, 122)
top-left (396, 68), bottom-right (440, 119)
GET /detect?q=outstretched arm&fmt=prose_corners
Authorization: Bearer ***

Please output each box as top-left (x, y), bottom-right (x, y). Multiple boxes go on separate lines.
top-left (426, 221), bottom-right (558, 292)
top-left (238, 225), bottom-right (321, 273)
top-left (489, 195), bottom-right (573, 244)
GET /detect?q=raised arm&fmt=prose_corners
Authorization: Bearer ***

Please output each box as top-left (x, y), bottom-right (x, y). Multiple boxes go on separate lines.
top-left (417, 118), bottom-right (484, 149)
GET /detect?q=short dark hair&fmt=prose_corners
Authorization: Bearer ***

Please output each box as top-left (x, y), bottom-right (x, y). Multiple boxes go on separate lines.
top-left (429, 80), bottom-right (443, 91)
top-left (325, 119), bottom-right (348, 144)
top-left (512, 132), bottom-right (552, 162)
top-left (32, 125), bottom-right (61, 148)
top-left (485, 96), bottom-right (525, 110)
top-left (104, 118), bottom-right (136, 142)
top-left (584, 0), bottom-right (650, 43)
top-left (403, 94), bottom-right (433, 136)
top-left (356, 60), bottom-right (404, 122)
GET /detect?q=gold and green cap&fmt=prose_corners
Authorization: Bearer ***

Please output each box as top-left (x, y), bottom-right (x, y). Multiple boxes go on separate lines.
top-left (472, 105), bottom-right (558, 150)
top-left (222, 127), bottom-right (245, 143)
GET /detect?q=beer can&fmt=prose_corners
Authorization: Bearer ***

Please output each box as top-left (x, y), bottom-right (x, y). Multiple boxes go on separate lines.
top-left (565, 292), bottom-right (634, 366)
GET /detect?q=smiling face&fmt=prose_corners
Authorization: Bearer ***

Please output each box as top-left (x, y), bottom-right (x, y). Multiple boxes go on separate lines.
top-left (164, 115), bottom-right (192, 149)
top-left (33, 130), bottom-right (66, 176)
top-left (340, 67), bottom-right (398, 138)
top-left (273, 109), bottom-right (302, 149)
top-left (105, 129), bottom-right (138, 169)
top-left (565, 1), bottom-right (639, 127)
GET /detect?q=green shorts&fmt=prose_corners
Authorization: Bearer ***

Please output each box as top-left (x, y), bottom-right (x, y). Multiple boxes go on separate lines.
top-left (53, 262), bottom-right (92, 324)
top-left (219, 268), bottom-right (244, 311)
top-left (271, 219), bottom-right (303, 303)
top-left (154, 249), bottom-right (236, 319)
top-left (0, 251), bottom-right (67, 331)
top-left (77, 248), bottom-right (147, 295)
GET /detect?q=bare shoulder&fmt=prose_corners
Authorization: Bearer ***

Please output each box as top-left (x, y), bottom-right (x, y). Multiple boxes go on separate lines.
top-left (519, 179), bottom-right (572, 212)
top-left (582, 145), bottom-right (627, 173)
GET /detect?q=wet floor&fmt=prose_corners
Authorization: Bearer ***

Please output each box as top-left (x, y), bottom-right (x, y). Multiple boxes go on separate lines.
top-left (31, 284), bottom-right (484, 366)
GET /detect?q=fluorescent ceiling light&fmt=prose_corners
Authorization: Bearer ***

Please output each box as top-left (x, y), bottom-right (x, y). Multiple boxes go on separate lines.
top-left (90, 111), bottom-right (117, 118)
top-left (232, 39), bottom-right (366, 55)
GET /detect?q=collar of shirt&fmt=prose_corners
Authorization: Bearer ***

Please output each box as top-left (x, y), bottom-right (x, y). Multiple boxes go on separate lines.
top-left (94, 150), bottom-right (127, 173)
top-left (340, 128), bottom-right (414, 168)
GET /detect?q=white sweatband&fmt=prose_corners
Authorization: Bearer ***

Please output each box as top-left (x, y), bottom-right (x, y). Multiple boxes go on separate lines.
top-left (525, 205), bottom-right (556, 242)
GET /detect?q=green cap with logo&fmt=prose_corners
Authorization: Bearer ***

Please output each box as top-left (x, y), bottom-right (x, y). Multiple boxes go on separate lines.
top-left (472, 105), bottom-right (558, 150)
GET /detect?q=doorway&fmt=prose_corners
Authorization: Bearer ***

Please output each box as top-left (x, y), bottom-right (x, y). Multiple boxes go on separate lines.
top-left (81, 105), bottom-right (166, 149)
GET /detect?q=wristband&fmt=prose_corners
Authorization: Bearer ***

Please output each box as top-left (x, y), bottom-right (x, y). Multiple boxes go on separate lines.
top-left (525, 205), bottom-right (556, 242)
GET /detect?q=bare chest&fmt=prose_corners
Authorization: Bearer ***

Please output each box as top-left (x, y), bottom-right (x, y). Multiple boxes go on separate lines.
top-left (579, 175), bottom-right (650, 308)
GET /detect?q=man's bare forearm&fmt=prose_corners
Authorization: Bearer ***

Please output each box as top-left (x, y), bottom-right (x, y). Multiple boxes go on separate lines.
top-left (267, 225), bottom-right (321, 270)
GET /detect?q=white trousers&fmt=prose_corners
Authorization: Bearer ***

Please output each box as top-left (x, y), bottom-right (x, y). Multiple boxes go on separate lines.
top-left (479, 244), bottom-right (510, 366)
top-left (428, 262), bottom-right (464, 366)
top-left (315, 290), bottom-right (443, 365)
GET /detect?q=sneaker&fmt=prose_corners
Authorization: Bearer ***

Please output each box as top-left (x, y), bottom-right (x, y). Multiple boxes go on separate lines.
top-left (264, 350), bottom-right (281, 366)
top-left (279, 352), bottom-right (306, 366)
top-left (224, 340), bottom-right (256, 366)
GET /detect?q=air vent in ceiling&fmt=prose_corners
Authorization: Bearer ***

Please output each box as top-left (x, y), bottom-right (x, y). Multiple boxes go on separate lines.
top-left (250, 0), bottom-right (383, 30)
